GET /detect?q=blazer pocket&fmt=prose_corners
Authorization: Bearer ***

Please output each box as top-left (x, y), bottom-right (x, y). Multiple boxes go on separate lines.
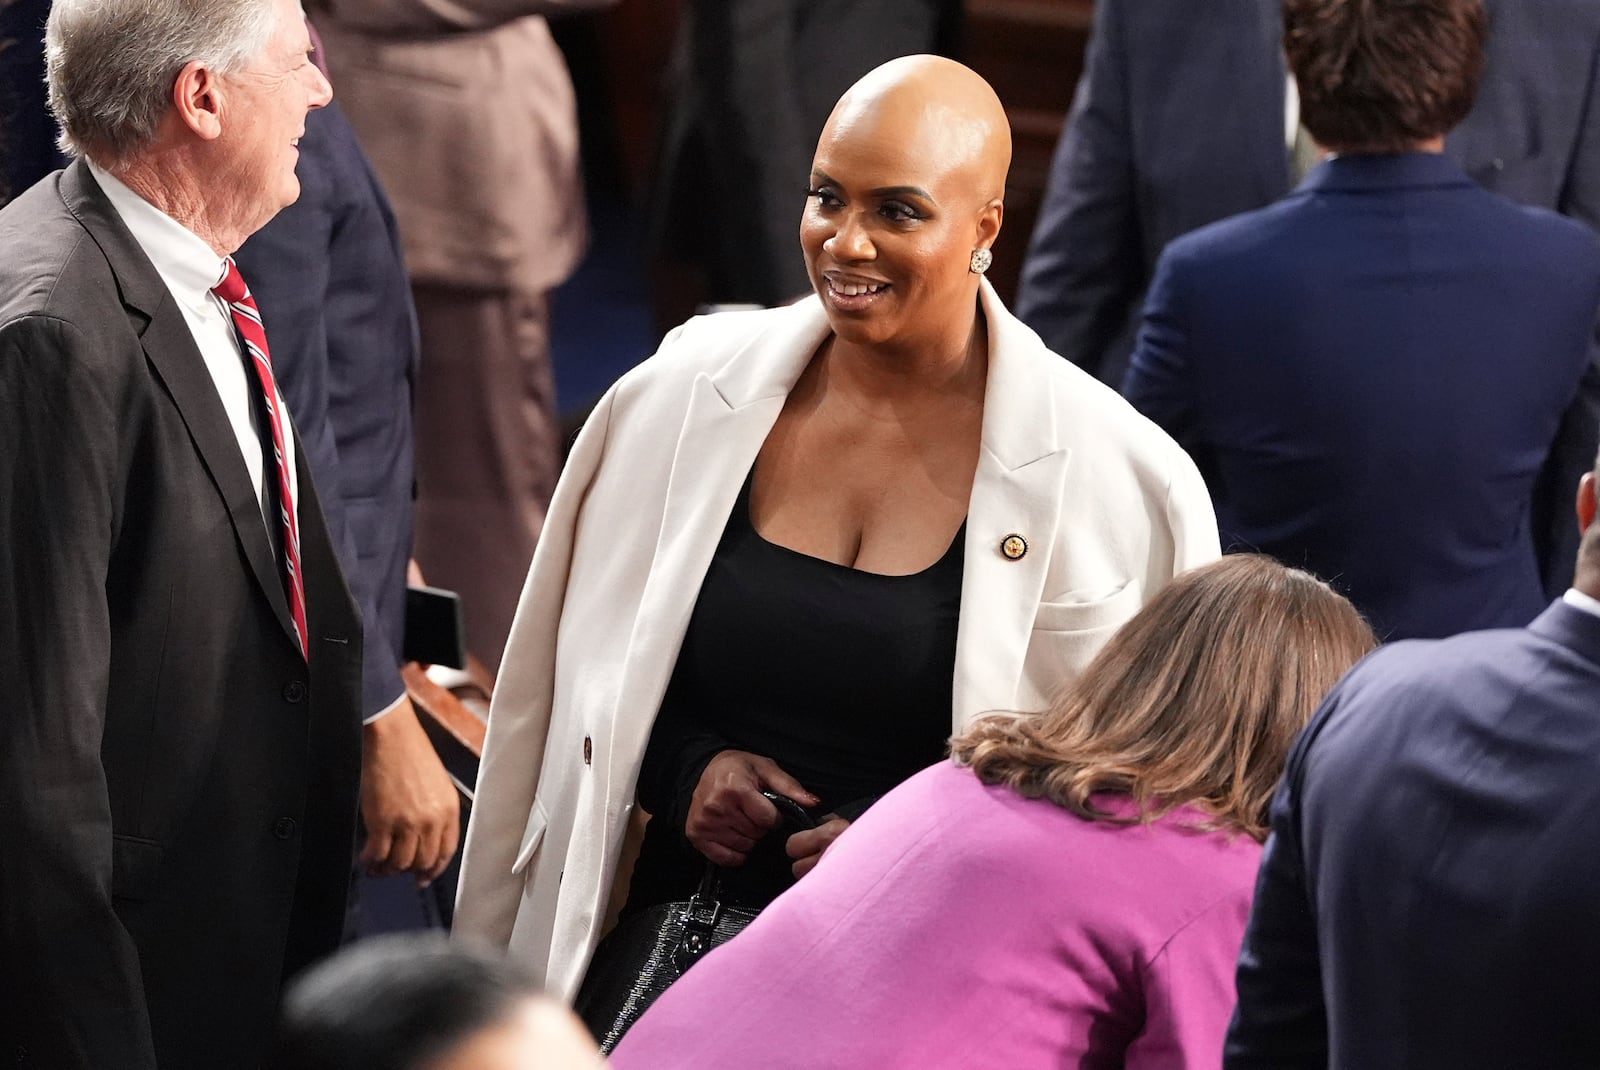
top-left (111, 834), bottom-right (164, 903)
top-left (511, 800), bottom-right (550, 877)
top-left (1032, 580), bottom-right (1141, 634)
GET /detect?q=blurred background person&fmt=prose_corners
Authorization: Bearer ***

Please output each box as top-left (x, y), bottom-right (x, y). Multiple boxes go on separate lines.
top-left (1226, 457), bottom-right (1600, 1067)
top-left (0, 0), bottom-right (65, 202)
top-left (454, 55), bottom-right (1217, 1003)
top-left (310, 0), bottom-right (617, 673)
top-left (275, 934), bottom-right (604, 1070)
top-left (1015, 0), bottom-right (1600, 599)
top-left (610, 555), bottom-right (1375, 1069)
top-left (1122, 0), bottom-right (1600, 642)
top-left (234, 92), bottom-right (464, 930)
top-left (1017, 0), bottom-right (1600, 390)
top-left (645, 0), bottom-right (961, 328)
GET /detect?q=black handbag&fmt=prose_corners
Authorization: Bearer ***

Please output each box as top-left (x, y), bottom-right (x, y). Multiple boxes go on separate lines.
top-left (573, 791), bottom-right (818, 1053)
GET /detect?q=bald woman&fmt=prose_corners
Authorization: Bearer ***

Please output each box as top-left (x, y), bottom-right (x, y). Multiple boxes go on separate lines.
top-left (453, 56), bottom-right (1217, 1005)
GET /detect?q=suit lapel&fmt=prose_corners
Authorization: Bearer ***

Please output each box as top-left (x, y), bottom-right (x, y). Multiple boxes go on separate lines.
top-left (61, 162), bottom-right (302, 652)
top-left (952, 283), bottom-right (1071, 728)
top-left (607, 307), bottom-right (828, 779)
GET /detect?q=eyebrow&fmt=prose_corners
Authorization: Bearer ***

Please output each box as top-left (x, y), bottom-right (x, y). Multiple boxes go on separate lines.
top-left (811, 170), bottom-right (935, 202)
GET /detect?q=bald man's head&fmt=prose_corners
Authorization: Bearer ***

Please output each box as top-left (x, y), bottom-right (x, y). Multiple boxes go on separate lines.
top-left (822, 55), bottom-right (1012, 204)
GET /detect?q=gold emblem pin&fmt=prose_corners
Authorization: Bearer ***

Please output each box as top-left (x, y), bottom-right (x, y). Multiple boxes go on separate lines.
top-left (1000, 534), bottom-right (1028, 561)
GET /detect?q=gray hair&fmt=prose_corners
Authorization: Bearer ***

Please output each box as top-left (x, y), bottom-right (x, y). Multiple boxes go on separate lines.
top-left (45, 0), bottom-right (280, 165)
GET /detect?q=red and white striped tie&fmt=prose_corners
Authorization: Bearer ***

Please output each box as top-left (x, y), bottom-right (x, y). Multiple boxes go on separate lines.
top-left (212, 257), bottom-right (309, 660)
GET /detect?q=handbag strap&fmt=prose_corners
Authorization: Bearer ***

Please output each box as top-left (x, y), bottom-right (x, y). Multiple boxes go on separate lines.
top-left (674, 791), bottom-right (818, 971)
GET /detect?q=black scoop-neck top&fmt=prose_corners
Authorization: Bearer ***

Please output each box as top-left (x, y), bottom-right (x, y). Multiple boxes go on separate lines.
top-left (625, 470), bottom-right (965, 913)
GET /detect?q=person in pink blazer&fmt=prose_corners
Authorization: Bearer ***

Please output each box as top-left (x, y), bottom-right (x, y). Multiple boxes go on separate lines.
top-left (610, 555), bottom-right (1375, 1069)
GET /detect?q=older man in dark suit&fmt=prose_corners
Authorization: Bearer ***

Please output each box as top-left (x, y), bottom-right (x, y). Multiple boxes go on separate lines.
top-left (1225, 458), bottom-right (1600, 1066)
top-left (0, 0), bottom-right (363, 1065)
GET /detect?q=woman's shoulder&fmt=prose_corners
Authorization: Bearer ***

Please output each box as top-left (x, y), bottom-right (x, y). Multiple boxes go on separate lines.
top-left (985, 290), bottom-right (1195, 472)
top-left (608, 300), bottom-right (824, 400)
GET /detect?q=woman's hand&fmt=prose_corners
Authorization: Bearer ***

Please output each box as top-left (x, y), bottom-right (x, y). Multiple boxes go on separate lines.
top-left (686, 750), bottom-right (818, 867)
top-left (786, 816), bottom-right (850, 879)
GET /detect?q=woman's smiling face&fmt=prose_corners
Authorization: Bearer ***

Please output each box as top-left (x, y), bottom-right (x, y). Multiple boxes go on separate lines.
top-left (800, 80), bottom-right (1004, 356)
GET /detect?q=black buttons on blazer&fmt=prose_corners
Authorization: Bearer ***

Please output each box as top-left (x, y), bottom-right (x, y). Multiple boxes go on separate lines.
top-left (272, 817), bottom-right (298, 840)
top-left (583, 735), bottom-right (593, 765)
top-left (283, 680), bottom-right (306, 703)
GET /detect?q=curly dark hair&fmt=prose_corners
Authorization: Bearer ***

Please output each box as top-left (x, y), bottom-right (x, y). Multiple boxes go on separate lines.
top-left (1285, 0), bottom-right (1487, 153)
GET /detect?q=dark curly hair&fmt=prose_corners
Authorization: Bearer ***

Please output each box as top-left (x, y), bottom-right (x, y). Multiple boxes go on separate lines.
top-left (1285, 0), bottom-right (1487, 153)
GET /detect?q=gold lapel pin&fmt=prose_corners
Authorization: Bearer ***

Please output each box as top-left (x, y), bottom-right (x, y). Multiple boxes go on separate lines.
top-left (1000, 533), bottom-right (1028, 561)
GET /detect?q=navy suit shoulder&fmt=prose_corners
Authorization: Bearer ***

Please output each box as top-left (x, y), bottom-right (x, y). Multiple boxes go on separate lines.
top-left (236, 101), bottom-right (419, 718)
top-left (1230, 602), bottom-right (1600, 1068)
top-left (1021, 0), bottom-right (1600, 386)
top-left (1127, 155), bottom-right (1600, 640)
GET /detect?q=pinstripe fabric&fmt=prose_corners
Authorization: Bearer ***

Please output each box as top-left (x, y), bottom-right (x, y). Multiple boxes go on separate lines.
top-left (214, 256), bottom-right (309, 659)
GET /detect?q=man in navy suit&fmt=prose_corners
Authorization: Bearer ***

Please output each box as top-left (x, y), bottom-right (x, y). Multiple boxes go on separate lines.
top-left (1224, 435), bottom-right (1600, 1062)
top-left (235, 99), bottom-right (461, 909)
top-left (1121, 0), bottom-right (1600, 641)
top-left (1017, 0), bottom-right (1600, 391)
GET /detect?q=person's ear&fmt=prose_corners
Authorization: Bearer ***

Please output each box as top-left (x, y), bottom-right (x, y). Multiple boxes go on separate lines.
top-left (974, 198), bottom-right (1003, 253)
top-left (172, 61), bottom-right (225, 142)
top-left (1578, 472), bottom-right (1597, 534)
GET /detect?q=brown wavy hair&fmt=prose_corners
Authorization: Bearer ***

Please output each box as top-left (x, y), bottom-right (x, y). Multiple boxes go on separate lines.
top-left (951, 555), bottom-right (1375, 842)
top-left (1285, 0), bottom-right (1486, 153)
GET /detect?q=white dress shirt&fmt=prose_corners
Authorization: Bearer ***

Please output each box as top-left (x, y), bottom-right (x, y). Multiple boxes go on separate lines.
top-left (89, 161), bottom-right (299, 535)
top-left (1562, 587), bottom-right (1600, 621)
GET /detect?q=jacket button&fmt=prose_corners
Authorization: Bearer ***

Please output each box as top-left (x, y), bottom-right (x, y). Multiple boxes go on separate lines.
top-left (272, 817), bottom-right (297, 840)
top-left (283, 680), bottom-right (306, 703)
top-left (583, 735), bottom-right (593, 765)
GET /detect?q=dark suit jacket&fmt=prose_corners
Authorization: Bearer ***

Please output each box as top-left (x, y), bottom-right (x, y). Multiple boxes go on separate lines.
top-left (1123, 152), bottom-right (1600, 641)
top-left (647, 0), bottom-right (960, 306)
top-left (0, 161), bottom-right (363, 1069)
top-left (1226, 599), bottom-right (1600, 1067)
top-left (1017, 0), bottom-right (1600, 388)
top-left (236, 102), bottom-right (419, 718)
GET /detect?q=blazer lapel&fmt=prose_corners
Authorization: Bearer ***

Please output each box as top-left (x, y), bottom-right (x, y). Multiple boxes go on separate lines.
top-left (606, 305), bottom-right (829, 778)
top-left (61, 162), bottom-right (302, 651)
top-left (952, 284), bottom-right (1071, 728)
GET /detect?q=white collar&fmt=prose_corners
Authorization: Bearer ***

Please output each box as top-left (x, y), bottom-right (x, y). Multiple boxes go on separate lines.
top-left (87, 159), bottom-right (229, 304)
top-left (1562, 588), bottom-right (1600, 622)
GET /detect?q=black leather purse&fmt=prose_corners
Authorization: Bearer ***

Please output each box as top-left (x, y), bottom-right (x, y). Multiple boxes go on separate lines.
top-left (573, 791), bottom-right (818, 1053)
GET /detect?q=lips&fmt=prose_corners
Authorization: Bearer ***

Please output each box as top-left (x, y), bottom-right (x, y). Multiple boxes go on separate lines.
top-left (823, 273), bottom-right (892, 310)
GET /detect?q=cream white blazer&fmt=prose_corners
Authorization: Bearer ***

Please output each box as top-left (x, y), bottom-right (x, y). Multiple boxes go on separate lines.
top-left (453, 282), bottom-right (1219, 997)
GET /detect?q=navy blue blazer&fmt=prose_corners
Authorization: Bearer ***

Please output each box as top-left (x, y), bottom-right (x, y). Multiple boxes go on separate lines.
top-left (1123, 153), bottom-right (1600, 641)
top-left (0, 0), bottom-right (66, 204)
top-left (1226, 598), bottom-right (1600, 1067)
top-left (1017, 0), bottom-right (1600, 389)
top-left (235, 102), bottom-right (419, 717)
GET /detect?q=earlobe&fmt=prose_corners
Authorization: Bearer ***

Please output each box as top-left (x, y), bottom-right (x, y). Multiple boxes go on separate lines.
top-left (1578, 472), bottom-right (1597, 534)
top-left (172, 61), bottom-right (224, 141)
